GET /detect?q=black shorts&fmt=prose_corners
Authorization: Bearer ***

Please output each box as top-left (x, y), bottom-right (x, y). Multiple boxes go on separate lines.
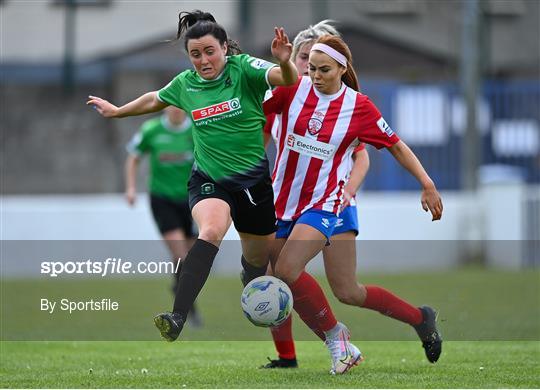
top-left (150, 194), bottom-right (194, 236)
top-left (188, 171), bottom-right (277, 236)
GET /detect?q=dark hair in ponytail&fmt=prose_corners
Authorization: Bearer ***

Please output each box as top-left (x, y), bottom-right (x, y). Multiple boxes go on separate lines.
top-left (314, 35), bottom-right (359, 92)
top-left (177, 10), bottom-right (241, 55)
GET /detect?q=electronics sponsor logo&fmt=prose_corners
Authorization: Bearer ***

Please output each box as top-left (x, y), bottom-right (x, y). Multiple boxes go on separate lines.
top-left (287, 134), bottom-right (295, 147)
top-left (285, 133), bottom-right (336, 161)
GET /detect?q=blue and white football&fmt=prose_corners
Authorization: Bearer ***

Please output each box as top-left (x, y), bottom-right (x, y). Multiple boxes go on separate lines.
top-left (241, 276), bottom-right (293, 327)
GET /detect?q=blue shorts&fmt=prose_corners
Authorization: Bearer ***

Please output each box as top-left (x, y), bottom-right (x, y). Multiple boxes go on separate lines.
top-left (276, 209), bottom-right (338, 241)
top-left (333, 206), bottom-right (359, 236)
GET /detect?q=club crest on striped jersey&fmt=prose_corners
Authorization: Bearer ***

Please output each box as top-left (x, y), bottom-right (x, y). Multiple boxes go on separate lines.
top-left (308, 111), bottom-right (325, 135)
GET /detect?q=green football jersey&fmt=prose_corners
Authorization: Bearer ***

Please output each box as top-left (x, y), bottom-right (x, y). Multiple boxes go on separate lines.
top-left (127, 116), bottom-right (194, 200)
top-left (157, 54), bottom-right (276, 190)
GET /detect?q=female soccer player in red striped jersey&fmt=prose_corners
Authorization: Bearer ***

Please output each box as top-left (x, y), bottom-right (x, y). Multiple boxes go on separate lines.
top-left (262, 34), bottom-right (443, 374)
top-left (260, 22), bottom-right (443, 370)
top-left (259, 20), bottom-right (367, 369)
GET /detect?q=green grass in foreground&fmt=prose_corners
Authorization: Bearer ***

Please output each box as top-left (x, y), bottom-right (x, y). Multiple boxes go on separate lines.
top-left (2, 269), bottom-right (539, 341)
top-left (1, 269), bottom-right (539, 387)
top-left (1, 341), bottom-right (539, 388)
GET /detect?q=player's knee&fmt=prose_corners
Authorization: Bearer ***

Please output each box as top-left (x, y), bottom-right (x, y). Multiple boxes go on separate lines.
top-left (198, 226), bottom-right (226, 243)
top-left (335, 290), bottom-right (358, 306)
top-left (357, 283), bottom-right (367, 305)
top-left (335, 283), bottom-right (367, 306)
top-left (243, 254), bottom-right (268, 268)
top-left (273, 260), bottom-right (301, 285)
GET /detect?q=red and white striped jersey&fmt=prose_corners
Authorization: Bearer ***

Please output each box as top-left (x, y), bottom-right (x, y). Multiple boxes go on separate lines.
top-left (263, 76), bottom-right (399, 221)
top-left (264, 113), bottom-right (365, 209)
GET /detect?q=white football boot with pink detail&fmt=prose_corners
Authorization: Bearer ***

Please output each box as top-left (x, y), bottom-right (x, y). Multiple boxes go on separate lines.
top-left (324, 322), bottom-right (363, 374)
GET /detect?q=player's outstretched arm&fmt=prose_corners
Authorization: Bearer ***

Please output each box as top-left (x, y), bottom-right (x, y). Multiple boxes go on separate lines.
top-left (388, 140), bottom-right (443, 221)
top-left (268, 27), bottom-right (298, 87)
top-left (87, 91), bottom-right (168, 118)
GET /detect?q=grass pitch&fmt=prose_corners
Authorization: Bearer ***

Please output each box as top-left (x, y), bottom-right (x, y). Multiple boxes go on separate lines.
top-left (1, 341), bottom-right (539, 388)
top-left (1, 269), bottom-right (539, 388)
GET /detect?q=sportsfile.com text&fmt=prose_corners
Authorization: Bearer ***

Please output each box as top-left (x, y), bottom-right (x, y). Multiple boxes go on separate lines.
top-left (40, 258), bottom-right (181, 277)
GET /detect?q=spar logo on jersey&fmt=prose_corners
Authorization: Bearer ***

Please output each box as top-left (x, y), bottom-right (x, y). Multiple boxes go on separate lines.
top-left (191, 98), bottom-right (241, 121)
top-left (377, 117), bottom-right (394, 137)
top-left (158, 151), bottom-right (193, 164)
top-left (308, 111), bottom-right (325, 135)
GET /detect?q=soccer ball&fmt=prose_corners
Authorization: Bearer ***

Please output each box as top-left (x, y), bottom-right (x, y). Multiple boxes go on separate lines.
top-left (241, 276), bottom-right (293, 327)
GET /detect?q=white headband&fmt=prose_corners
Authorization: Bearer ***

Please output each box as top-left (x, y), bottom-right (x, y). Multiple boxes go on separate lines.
top-left (311, 43), bottom-right (347, 67)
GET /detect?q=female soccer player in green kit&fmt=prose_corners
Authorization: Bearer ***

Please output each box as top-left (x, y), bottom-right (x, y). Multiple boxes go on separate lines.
top-left (88, 10), bottom-right (298, 341)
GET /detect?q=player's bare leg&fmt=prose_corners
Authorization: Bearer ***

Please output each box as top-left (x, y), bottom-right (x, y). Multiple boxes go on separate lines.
top-left (323, 232), bottom-right (442, 363)
top-left (239, 231), bottom-right (275, 286)
top-left (274, 224), bottom-right (362, 374)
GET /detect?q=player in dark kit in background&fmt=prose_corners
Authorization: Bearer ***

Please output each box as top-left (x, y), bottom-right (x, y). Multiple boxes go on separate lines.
top-left (125, 106), bottom-right (202, 327)
top-left (88, 10), bottom-right (298, 342)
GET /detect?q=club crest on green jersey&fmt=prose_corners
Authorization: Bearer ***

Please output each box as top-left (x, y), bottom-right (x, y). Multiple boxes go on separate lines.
top-left (201, 182), bottom-right (215, 195)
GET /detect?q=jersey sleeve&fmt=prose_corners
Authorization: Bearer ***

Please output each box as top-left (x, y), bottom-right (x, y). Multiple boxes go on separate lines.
top-left (354, 143), bottom-right (366, 153)
top-left (263, 113), bottom-right (276, 135)
top-left (157, 74), bottom-right (184, 109)
top-left (262, 77), bottom-right (300, 115)
top-left (354, 97), bottom-right (400, 149)
top-left (238, 54), bottom-right (277, 93)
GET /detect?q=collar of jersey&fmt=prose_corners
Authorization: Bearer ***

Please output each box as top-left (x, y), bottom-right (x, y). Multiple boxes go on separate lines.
top-left (161, 116), bottom-right (192, 133)
top-left (195, 57), bottom-right (228, 83)
top-left (312, 81), bottom-right (346, 100)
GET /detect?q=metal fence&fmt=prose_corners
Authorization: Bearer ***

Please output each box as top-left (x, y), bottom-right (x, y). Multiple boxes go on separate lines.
top-left (360, 80), bottom-right (540, 191)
